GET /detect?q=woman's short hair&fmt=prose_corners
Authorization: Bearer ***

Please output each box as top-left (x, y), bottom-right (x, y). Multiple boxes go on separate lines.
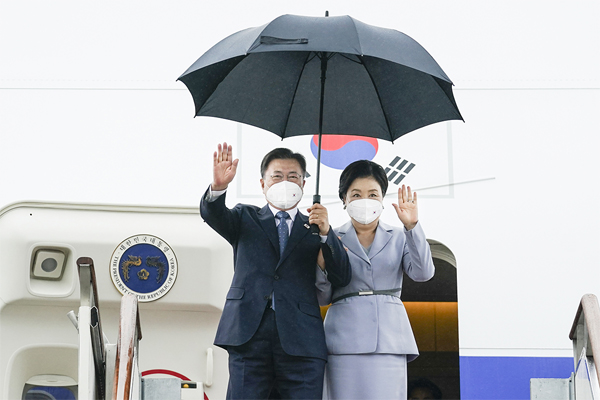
top-left (260, 148), bottom-right (306, 178)
top-left (338, 160), bottom-right (388, 201)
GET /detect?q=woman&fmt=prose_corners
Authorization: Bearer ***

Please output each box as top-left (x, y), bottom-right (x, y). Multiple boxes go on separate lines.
top-left (316, 160), bottom-right (435, 399)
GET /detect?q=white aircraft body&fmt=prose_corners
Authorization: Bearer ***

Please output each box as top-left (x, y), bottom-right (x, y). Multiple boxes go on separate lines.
top-left (1, 1), bottom-right (599, 399)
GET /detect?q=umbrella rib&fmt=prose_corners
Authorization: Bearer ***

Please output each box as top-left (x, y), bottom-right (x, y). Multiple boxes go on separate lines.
top-left (280, 51), bottom-right (314, 137)
top-left (432, 76), bottom-right (464, 122)
top-left (338, 53), bottom-right (362, 64)
top-left (359, 56), bottom-right (395, 142)
top-left (305, 52), bottom-right (318, 64)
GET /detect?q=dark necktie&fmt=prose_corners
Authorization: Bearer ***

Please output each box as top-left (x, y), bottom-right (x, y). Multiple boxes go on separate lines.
top-left (276, 211), bottom-right (290, 256)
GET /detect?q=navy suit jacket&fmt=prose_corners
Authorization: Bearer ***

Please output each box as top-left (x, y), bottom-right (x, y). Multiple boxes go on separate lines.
top-left (200, 188), bottom-right (351, 360)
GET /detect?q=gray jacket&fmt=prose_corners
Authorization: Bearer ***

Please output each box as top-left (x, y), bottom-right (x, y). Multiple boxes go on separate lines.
top-left (316, 220), bottom-right (434, 361)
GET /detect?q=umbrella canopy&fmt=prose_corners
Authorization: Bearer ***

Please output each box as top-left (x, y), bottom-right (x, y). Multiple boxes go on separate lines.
top-left (178, 14), bottom-right (463, 141)
top-left (179, 12), bottom-right (462, 228)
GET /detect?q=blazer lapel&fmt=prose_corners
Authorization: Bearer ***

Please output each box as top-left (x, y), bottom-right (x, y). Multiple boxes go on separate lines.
top-left (338, 221), bottom-right (370, 265)
top-left (277, 211), bottom-right (311, 268)
top-left (368, 221), bottom-right (394, 259)
top-left (258, 205), bottom-right (279, 254)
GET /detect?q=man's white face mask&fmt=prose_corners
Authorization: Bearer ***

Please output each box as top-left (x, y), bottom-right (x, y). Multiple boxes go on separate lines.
top-left (346, 198), bottom-right (383, 225)
top-left (266, 180), bottom-right (303, 210)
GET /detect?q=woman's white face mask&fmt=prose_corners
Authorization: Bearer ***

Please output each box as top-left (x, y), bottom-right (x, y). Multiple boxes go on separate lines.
top-left (266, 180), bottom-right (303, 210)
top-left (346, 198), bottom-right (383, 225)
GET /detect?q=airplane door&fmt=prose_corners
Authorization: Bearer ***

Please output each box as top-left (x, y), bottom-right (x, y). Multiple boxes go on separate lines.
top-left (404, 240), bottom-right (460, 399)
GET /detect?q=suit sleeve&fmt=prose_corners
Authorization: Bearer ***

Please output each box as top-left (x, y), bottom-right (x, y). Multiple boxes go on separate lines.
top-left (315, 266), bottom-right (333, 306)
top-left (320, 228), bottom-right (351, 287)
top-left (402, 222), bottom-right (435, 282)
top-left (199, 186), bottom-right (241, 245)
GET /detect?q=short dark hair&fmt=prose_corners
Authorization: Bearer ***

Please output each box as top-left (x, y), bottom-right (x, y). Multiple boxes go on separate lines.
top-left (260, 148), bottom-right (306, 178)
top-left (408, 378), bottom-right (442, 400)
top-left (338, 160), bottom-right (388, 201)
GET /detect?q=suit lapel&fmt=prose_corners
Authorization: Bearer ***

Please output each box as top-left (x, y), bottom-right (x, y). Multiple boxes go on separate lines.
top-left (277, 211), bottom-right (311, 268)
top-left (368, 221), bottom-right (393, 259)
top-left (338, 221), bottom-right (370, 265)
top-left (258, 205), bottom-right (279, 254)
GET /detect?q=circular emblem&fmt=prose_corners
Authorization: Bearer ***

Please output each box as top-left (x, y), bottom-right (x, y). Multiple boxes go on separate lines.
top-left (110, 234), bottom-right (178, 302)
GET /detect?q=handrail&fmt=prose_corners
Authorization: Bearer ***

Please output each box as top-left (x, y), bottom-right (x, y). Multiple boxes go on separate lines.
top-left (569, 293), bottom-right (600, 385)
top-left (0, 200), bottom-right (201, 218)
top-left (112, 294), bottom-right (143, 400)
top-left (77, 257), bottom-right (106, 400)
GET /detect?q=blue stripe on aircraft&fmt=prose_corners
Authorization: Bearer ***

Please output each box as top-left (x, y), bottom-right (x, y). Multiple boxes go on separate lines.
top-left (460, 356), bottom-right (573, 400)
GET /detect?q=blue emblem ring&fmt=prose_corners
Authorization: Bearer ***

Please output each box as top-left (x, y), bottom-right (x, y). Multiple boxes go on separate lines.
top-left (110, 234), bottom-right (178, 302)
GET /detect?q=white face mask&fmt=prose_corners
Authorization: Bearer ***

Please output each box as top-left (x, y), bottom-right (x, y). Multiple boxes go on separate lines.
top-left (265, 180), bottom-right (303, 210)
top-left (346, 198), bottom-right (383, 225)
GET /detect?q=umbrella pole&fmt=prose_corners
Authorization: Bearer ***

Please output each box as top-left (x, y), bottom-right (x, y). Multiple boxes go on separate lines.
top-left (311, 52), bottom-right (328, 235)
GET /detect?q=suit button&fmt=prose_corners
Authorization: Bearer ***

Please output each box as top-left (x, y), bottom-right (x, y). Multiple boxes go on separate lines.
top-left (274, 275), bottom-right (280, 280)
top-left (264, 295), bottom-right (269, 300)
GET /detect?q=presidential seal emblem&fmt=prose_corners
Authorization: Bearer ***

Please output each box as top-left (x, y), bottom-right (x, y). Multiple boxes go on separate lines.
top-left (110, 234), bottom-right (178, 302)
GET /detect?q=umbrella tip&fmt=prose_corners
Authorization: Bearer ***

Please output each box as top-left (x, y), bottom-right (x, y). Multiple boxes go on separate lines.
top-left (325, 10), bottom-right (329, 17)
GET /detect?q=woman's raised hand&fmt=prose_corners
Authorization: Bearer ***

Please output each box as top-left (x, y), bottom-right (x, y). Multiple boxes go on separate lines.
top-left (392, 184), bottom-right (418, 230)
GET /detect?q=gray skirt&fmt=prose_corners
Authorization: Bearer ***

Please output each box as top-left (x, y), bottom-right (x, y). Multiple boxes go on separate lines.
top-left (324, 354), bottom-right (407, 400)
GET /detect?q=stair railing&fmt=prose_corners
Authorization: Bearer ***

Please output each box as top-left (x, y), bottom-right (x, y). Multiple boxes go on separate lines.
top-left (569, 293), bottom-right (600, 396)
top-left (112, 293), bottom-right (143, 400)
top-left (77, 257), bottom-right (107, 400)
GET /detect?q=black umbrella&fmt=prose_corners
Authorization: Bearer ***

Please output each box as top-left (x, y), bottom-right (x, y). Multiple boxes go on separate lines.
top-left (178, 13), bottom-right (462, 230)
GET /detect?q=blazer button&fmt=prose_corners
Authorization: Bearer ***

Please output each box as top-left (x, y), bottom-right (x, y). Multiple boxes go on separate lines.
top-left (264, 295), bottom-right (269, 300)
top-left (274, 275), bottom-right (280, 280)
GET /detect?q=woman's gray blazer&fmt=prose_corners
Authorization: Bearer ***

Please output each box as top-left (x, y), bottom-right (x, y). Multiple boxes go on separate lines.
top-left (316, 220), bottom-right (434, 361)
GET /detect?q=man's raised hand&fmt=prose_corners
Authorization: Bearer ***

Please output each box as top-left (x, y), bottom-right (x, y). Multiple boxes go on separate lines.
top-left (212, 142), bottom-right (239, 191)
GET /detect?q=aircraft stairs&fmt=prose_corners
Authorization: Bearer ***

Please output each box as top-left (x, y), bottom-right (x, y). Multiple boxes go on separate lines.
top-left (73, 256), bottom-right (205, 400)
top-left (26, 253), bottom-right (600, 400)
top-left (531, 294), bottom-right (600, 399)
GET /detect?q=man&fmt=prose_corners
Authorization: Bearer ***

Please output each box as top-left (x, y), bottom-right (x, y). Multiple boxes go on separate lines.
top-left (200, 142), bottom-right (351, 400)
top-left (408, 378), bottom-right (442, 400)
